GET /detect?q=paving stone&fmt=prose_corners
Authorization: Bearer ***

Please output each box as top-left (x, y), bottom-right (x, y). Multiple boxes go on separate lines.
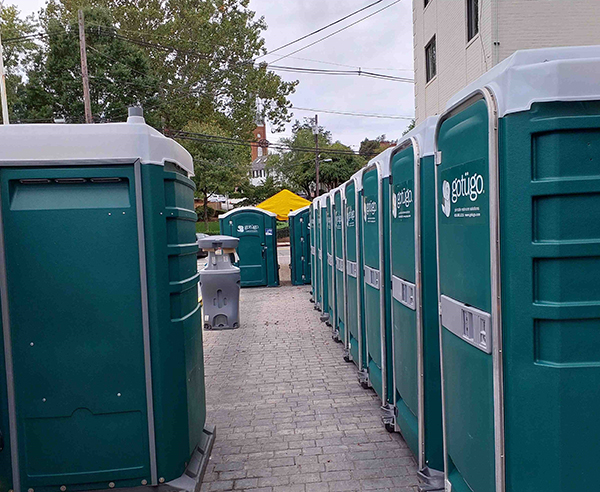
top-left (201, 284), bottom-right (419, 491)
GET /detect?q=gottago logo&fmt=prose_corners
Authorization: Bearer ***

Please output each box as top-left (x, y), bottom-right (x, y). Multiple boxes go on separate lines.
top-left (335, 213), bottom-right (343, 229)
top-left (346, 206), bottom-right (355, 227)
top-left (364, 199), bottom-right (377, 223)
top-left (392, 187), bottom-right (413, 219)
top-left (442, 172), bottom-right (485, 218)
top-left (238, 224), bottom-right (259, 233)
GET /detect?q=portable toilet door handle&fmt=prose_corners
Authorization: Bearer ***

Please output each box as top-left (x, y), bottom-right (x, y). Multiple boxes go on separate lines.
top-left (261, 244), bottom-right (267, 257)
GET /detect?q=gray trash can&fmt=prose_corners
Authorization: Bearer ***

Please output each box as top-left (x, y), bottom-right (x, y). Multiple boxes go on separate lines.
top-left (199, 235), bottom-right (241, 329)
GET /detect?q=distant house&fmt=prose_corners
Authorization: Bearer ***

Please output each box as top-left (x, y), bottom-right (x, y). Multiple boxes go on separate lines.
top-left (194, 195), bottom-right (246, 211)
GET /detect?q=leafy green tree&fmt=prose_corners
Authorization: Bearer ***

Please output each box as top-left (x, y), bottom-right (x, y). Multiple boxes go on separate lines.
top-left (320, 141), bottom-right (364, 189)
top-left (14, 6), bottom-right (160, 123)
top-left (180, 120), bottom-right (250, 230)
top-left (41, 0), bottom-right (297, 136)
top-left (271, 119), bottom-right (365, 196)
top-left (359, 134), bottom-right (398, 158)
top-left (0, 3), bottom-right (38, 123)
top-left (236, 176), bottom-right (283, 206)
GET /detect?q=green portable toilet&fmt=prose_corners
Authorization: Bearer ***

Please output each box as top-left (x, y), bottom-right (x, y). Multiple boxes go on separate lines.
top-left (308, 203), bottom-right (317, 298)
top-left (332, 186), bottom-right (347, 347)
top-left (324, 192), bottom-right (337, 328)
top-left (344, 172), bottom-right (366, 372)
top-left (388, 117), bottom-right (443, 489)
top-left (0, 108), bottom-right (213, 492)
top-left (435, 46), bottom-right (600, 492)
top-left (312, 199), bottom-right (323, 310)
top-left (220, 207), bottom-right (279, 287)
top-left (319, 195), bottom-right (330, 323)
top-left (361, 150), bottom-right (393, 407)
top-left (289, 205), bottom-right (311, 286)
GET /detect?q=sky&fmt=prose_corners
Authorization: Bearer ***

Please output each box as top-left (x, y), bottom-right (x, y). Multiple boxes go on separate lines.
top-left (15, 0), bottom-right (415, 149)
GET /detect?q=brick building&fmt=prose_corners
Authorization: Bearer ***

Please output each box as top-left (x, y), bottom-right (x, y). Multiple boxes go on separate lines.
top-left (250, 118), bottom-right (270, 186)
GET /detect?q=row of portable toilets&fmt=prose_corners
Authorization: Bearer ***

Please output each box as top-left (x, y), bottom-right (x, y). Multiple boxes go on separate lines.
top-left (308, 46), bottom-right (600, 492)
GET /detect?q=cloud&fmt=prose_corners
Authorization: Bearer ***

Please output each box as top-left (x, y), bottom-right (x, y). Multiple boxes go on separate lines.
top-left (251, 0), bottom-right (414, 148)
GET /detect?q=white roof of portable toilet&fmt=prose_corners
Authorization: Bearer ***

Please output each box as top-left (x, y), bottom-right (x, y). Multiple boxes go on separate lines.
top-left (288, 205), bottom-right (309, 218)
top-left (348, 168), bottom-right (363, 192)
top-left (0, 109), bottom-right (194, 175)
top-left (446, 45), bottom-right (600, 117)
top-left (397, 116), bottom-right (439, 158)
top-left (331, 184), bottom-right (345, 200)
top-left (220, 206), bottom-right (277, 219)
top-left (365, 147), bottom-right (394, 178)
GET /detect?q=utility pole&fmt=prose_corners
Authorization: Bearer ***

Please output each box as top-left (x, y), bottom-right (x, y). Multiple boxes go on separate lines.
top-left (313, 114), bottom-right (319, 198)
top-left (0, 24), bottom-right (10, 125)
top-left (78, 9), bottom-right (93, 123)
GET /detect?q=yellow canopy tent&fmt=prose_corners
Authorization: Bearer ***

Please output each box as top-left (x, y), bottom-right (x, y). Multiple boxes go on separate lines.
top-left (256, 189), bottom-right (311, 221)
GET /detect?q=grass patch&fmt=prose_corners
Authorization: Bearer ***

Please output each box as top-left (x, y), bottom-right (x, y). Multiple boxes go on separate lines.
top-left (195, 221), bottom-right (221, 234)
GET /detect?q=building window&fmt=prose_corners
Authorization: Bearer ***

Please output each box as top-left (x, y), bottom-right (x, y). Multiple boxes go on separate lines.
top-left (257, 147), bottom-right (263, 157)
top-left (467, 0), bottom-right (479, 41)
top-left (425, 36), bottom-right (436, 82)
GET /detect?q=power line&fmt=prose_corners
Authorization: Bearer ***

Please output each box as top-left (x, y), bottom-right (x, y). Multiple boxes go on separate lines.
top-left (1, 32), bottom-right (47, 44)
top-left (257, 0), bottom-right (384, 58)
top-left (171, 130), bottom-right (375, 157)
top-left (292, 106), bottom-right (414, 120)
top-left (269, 0), bottom-right (403, 65)
top-left (263, 54), bottom-right (413, 73)
top-left (94, 30), bottom-right (413, 83)
top-left (268, 64), bottom-right (413, 82)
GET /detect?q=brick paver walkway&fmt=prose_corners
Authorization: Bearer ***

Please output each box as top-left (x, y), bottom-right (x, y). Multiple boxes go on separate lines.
top-left (200, 285), bottom-right (419, 492)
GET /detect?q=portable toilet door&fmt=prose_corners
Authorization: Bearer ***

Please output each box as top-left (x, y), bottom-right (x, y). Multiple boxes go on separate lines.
top-left (388, 117), bottom-right (443, 488)
top-left (435, 46), bottom-right (600, 492)
top-left (325, 193), bottom-right (337, 329)
top-left (344, 173), bottom-right (366, 373)
top-left (319, 196), bottom-right (330, 323)
top-left (289, 205), bottom-right (310, 286)
top-left (332, 187), bottom-right (347, 348)
top-left (313, 199), bottom-right (323, 310)
top-left (0, 109), bottom-right (212, 492)
top-left (361, 150), bottom-right (393, 408)
top-left (309, 203), bottom-right (317, 296)
top-left (220, 207), bottom-right (279, 287)
top-left (0, 335), bottom-right (10, 492)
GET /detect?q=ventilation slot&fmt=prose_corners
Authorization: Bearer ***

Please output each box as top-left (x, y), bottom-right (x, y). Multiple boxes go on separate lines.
top-left (90, 177), bottom-right (123, 183)
top-left (19, 179), bottom-right (51, 184)
top-left (54, 178), bottom-right (87, 184)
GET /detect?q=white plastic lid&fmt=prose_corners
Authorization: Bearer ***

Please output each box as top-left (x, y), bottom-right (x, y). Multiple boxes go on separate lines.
top-left (219, 206), bottom-right (277, 219)
top-left (446, 45), bottom-right (600, 117)
top-left (348, 169), bottom-right (363, 191)
top-left (0, 113), bottom-right (194, 175)
top-left (288, 205), bottom-right (310, 217)
top-left (364, 147), bottom-right (394, 178)
top-left (396, 116), bottom-right (439, 157)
